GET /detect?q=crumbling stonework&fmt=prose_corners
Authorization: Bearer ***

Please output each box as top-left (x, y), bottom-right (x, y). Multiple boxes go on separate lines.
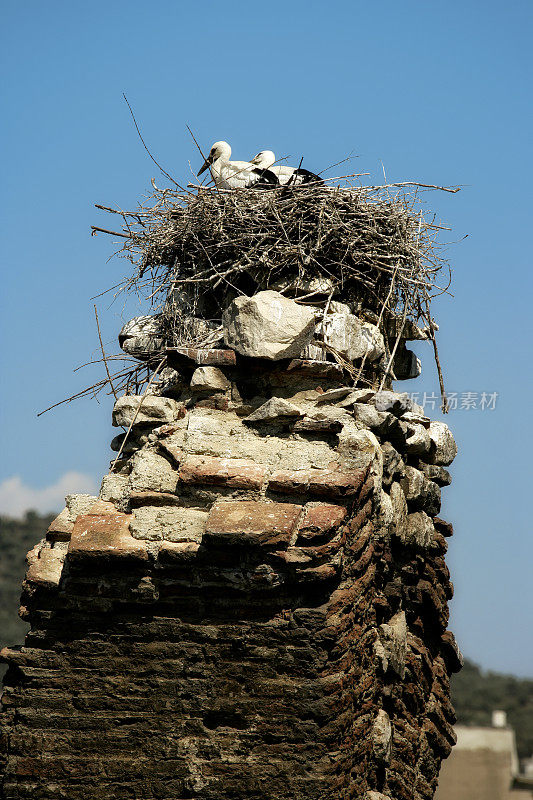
top-left (1, 347), bottom-right (461, 799)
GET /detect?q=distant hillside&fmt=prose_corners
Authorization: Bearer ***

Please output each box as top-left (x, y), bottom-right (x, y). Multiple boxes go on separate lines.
top-left (451, 658), bottom-right (533, 760)
top-left (0, 513), bottom-right (531, 761)
top-left (0, 511), bottom-right (54, 654)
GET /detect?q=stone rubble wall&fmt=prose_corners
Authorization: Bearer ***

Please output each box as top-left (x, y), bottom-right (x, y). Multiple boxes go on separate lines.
top-left (1, 347), bottom-right (461, 800)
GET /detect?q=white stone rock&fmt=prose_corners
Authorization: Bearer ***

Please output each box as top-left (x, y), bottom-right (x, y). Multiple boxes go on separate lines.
top-left (190, 366), bottom-right (231, 392)
top-left (328, 301), bottom-right (352, 315)
top-left (378, 489), bottom-right (394, 530)
top-left (401, 411), bottom-right (430, 428)
top-left (372, 709), bottom-right (392, 762)
top-left (376, 610), bottom-right (407, 677)
top-left (338, 388), bottom-right (376, 407)
top-left (118, 315), bottom-right (163, 359)
top-left (315, 387), bottom-right (353, 404)
top-left (428, 421), bottom-right (457, 466)
top-left (131, 505), bottom-right (208, 542)
top-left (99, 473), bottom-right (131, 509)
top-left (130, 448), bottom-right (178, 493)
top-left (65, 494), bottom-right (99, 522)
top-left (337, 424), bottom-right (383, 478)
top-left (223, 290), bottom-right (316, 360)
top-left (153, 367), bottom-right (186, 396)
top-left (404, 421), bottom-right (432, 455)
top-left (270, 275), bottom-right (334, 296)
top-left (352, 404), bottom-right (388, 431)
top-left (405, 511), bottom-right (435, 547)
top-left (374, 390), bottom-right (412, 415)
top-left (112, 395), bottom-right (183, 428)
top-left (298, 341), bottom-right (326, 360)
top-left (389, 483), bottom-right (408, 538)
top-left (243, 397), bottom-right (302, 423)
top-left (321, 312), bottom-right (385, 362)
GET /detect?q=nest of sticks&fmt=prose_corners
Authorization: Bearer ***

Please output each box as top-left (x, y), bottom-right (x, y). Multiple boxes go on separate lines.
top-left (116, 181), bottom-right (452, 327)
top-left (43, 177), bottom-right (456, 417)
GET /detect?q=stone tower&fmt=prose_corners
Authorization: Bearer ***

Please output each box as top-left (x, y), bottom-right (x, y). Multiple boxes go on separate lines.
top-left (0, 187), bottom-right (462, 799)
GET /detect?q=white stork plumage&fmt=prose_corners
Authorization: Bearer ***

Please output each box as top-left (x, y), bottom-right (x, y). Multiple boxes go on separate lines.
top-left (197, 141), bottom-right (278, 189)
top-left (250, 150), bottom-right (322, 186)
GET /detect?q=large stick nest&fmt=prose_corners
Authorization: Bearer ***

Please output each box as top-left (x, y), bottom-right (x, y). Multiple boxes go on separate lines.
top-left (42, 179), bottom-right (455, 417)
top-left (115, 182), bottom-right (451, 343)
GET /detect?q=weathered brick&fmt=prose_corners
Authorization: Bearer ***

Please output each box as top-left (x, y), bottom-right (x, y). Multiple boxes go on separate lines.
top-left (269, 469), bottom-right (309, 494)
top-left (298, 503), bottom-right (348, 542)
top-left (68, 514), bottom-right (148, 561)
top-left (179, 455), bottom-right (266, 490)
top-left (129, 490), bottom-right (182, 507)
top-left (204, 500), bottom-right (302, 548)
top-left (269, 468), bottom-right (364, 499)
top-left (158, 541), bottom-right (201, 564)
top-left (297, 534), bottom-right (345, 566)
top-left (25, 545), bottom-right (66, 588)
top-left (296, 562), bottom-right (340, 582)
top-left (46, 508), bottom-right (73, 542)
top-left (308, 468), bottom-right (365, 498)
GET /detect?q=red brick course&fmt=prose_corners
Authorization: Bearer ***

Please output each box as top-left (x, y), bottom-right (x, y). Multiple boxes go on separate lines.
top-left (204, 500), bottom-right (302, 548)
top-left (269, 467), bottom-right (365, 498)
top-left (68, 513), bottom-right (148, 561)
top-left (179, 455), bottom-right (266, 490)
top-left (297, 503), bottom-right (348, 542)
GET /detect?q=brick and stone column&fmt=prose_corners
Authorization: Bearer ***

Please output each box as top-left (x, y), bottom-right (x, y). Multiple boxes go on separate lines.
top-left (0, 349), bottom-right (461, 799)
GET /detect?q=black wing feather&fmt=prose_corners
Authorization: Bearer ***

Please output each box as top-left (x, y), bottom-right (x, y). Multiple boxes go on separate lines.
top-left (293, 168), bottom-right (323, 185)
top-left (249, 168), bottom-right (279, 189)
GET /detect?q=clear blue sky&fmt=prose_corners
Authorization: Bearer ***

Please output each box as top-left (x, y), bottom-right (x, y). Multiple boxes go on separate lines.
top-left (1, 1), bottom-right (532, 676)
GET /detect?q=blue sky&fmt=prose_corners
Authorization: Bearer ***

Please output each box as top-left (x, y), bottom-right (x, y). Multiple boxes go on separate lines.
top-left (1, 1), bottom-right (532, 676)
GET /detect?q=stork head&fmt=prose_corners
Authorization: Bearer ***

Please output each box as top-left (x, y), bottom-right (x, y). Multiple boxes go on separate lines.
top-left (251, 150), bottom-right (276, 169)
top-left (197, 141), bottom-right (231, 175)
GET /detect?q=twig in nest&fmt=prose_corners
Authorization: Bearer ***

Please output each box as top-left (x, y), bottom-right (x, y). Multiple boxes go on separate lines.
top-left (123, 93), bottom-right (187, 193)
top-left (94, 304), bottom-right (118, 401)
top-left (91, 226), bottom-right (129, 238)
top-left (110, 357), bottom-right (166, 470)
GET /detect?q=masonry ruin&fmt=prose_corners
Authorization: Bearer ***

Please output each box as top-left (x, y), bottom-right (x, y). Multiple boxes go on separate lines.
top-left (0, 182), bottom-right (462, 799)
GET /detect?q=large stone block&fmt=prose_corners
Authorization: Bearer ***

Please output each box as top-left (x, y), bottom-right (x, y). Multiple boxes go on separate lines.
top-left (65, 493), bottom-right (99, 519)
top-left (112, 395), bottom-right (184, 427)
top-left (223, 290), bottom-right (316, 360)
top-left (130, 448), bottom-right (179, 493)
top-left (428, 421), bottom-right (457, 466)
top-left (322, 312), bottom-right (385, 362)
top-left (130, 505), bottom-right (208, 542)
top-left (99, 473), bottom-right (131, 508)
top-left (243, 397), bottom-right (302, 423)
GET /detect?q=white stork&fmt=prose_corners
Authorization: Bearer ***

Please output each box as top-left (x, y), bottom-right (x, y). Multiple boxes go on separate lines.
top-left (250, 150), bottom-right (322, 186)
top-left (197, 141), bottom-right (278, 189)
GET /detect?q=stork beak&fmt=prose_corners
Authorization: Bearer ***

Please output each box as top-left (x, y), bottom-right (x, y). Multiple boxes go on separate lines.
top-left (197, 156), bottom-right (212, 176)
